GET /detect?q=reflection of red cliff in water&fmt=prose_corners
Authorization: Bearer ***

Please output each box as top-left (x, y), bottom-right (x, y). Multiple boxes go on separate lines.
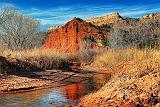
top-left (64, 83), bottom-right (85, 100)
top-left (63, 74), bottom-right (111, 101)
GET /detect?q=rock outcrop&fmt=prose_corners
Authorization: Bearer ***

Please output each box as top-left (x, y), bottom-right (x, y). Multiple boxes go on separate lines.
top-left (141, 13), bottom-right (160, 20)
top-left (43, 17), bottom-right (108, 53)
top-left (140, 13), bottom-right (160, 24)
top-left (87, 13), bottom-right (160, 27)
top-left (48, 26), bottom-right (62, 33)
top-left (86, 13), bottom-right (125, 26)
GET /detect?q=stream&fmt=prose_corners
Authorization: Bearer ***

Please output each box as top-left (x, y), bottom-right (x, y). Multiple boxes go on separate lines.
top-left (0, 73), bottom-right (111, 107)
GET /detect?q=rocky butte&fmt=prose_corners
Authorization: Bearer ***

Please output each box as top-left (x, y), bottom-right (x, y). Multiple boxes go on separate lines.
top-left (43, 17), bottom-right (108, 53)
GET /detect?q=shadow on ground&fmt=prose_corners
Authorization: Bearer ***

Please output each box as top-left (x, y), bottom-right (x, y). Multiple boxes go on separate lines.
top-left (0, 56), bottom-right (42, 78)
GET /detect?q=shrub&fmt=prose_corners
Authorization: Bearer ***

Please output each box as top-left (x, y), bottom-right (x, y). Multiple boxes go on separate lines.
top-left (108, 27), bottom-right (130, 49)
top-left (83, 36), bottom-right (96, 44)
top-left (77, 49), bottom-right (100, 65)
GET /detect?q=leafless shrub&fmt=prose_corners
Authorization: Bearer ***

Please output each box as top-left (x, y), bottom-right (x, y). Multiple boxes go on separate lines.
top-left (108, 26), bottom-right (131, 49)
top-left (77, 49), bottom-right (100, 65)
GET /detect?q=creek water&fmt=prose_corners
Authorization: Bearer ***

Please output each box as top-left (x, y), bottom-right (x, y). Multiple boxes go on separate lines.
top-left (0, 73), bottom-right (111, 107)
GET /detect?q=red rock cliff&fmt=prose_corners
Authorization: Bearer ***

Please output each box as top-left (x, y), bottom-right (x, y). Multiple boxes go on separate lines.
top-left (43, 17), bottom-right (107, 53)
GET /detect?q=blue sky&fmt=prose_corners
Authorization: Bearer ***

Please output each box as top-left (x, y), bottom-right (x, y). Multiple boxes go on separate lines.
top-left (0, 0), bottom-right (160, 30)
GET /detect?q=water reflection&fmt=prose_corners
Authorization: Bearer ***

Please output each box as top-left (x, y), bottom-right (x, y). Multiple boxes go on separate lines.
top-left (64, 83), bottom-right (85, 101)
top-left (40, 90), bottom-right (68, 107)
top-left (90, 73), bottom-right (111, 90)
top-left (0, 73), bottom-right (111, 107)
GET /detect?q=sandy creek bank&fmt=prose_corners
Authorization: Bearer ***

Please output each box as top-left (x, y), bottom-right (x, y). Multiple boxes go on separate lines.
top-left (0, 69), bottom-right (103, 94)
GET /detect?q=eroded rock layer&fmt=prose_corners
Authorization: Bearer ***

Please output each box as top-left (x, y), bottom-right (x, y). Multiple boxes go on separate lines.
top-left (43, 17), bottom-right (108, 53)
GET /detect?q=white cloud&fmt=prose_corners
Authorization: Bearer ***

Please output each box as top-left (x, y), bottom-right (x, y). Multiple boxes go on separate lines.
top-left (38, 19), bottom-right (52, 25)
top-left (0, 2), bottom-right (18, 10)
top-left (38, 18), bottom-right (67, 25)
top-left (24, 4), bottom-right (160, 28)
top-left (1, 2), bottom-right (160, 30)
top-left (121, 7), bottom-right (160, 17)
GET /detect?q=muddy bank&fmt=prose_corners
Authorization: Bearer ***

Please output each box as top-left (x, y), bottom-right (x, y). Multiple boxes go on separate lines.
top-left (0, 69), bottom-right (94, 94)
top-left (0, 75), bottom-right (51, 93)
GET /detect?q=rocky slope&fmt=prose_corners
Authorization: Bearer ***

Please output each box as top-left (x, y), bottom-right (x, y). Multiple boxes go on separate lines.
top-left (43, 17), bottom-right (108, 53)
top-left (86, 13), bottom-right (126, 26)
top-left (78, 61), bottom-right (160, 107)
top-left (86, 13), bottom-right (160, 27)
top-left (140, 13), bottom-right (160, 22)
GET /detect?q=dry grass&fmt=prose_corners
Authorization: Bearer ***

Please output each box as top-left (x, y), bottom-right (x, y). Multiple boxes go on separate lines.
top-left (0, 48), bottom-right (75, 70)
top-left (0, 47), bottom-right (102, 70)
top-left (0, 48), bottom-right (70, 59)
top-left (92, 48), bottom-right (160, 68)
top-left (91, 47), bottom-right (160, 79)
